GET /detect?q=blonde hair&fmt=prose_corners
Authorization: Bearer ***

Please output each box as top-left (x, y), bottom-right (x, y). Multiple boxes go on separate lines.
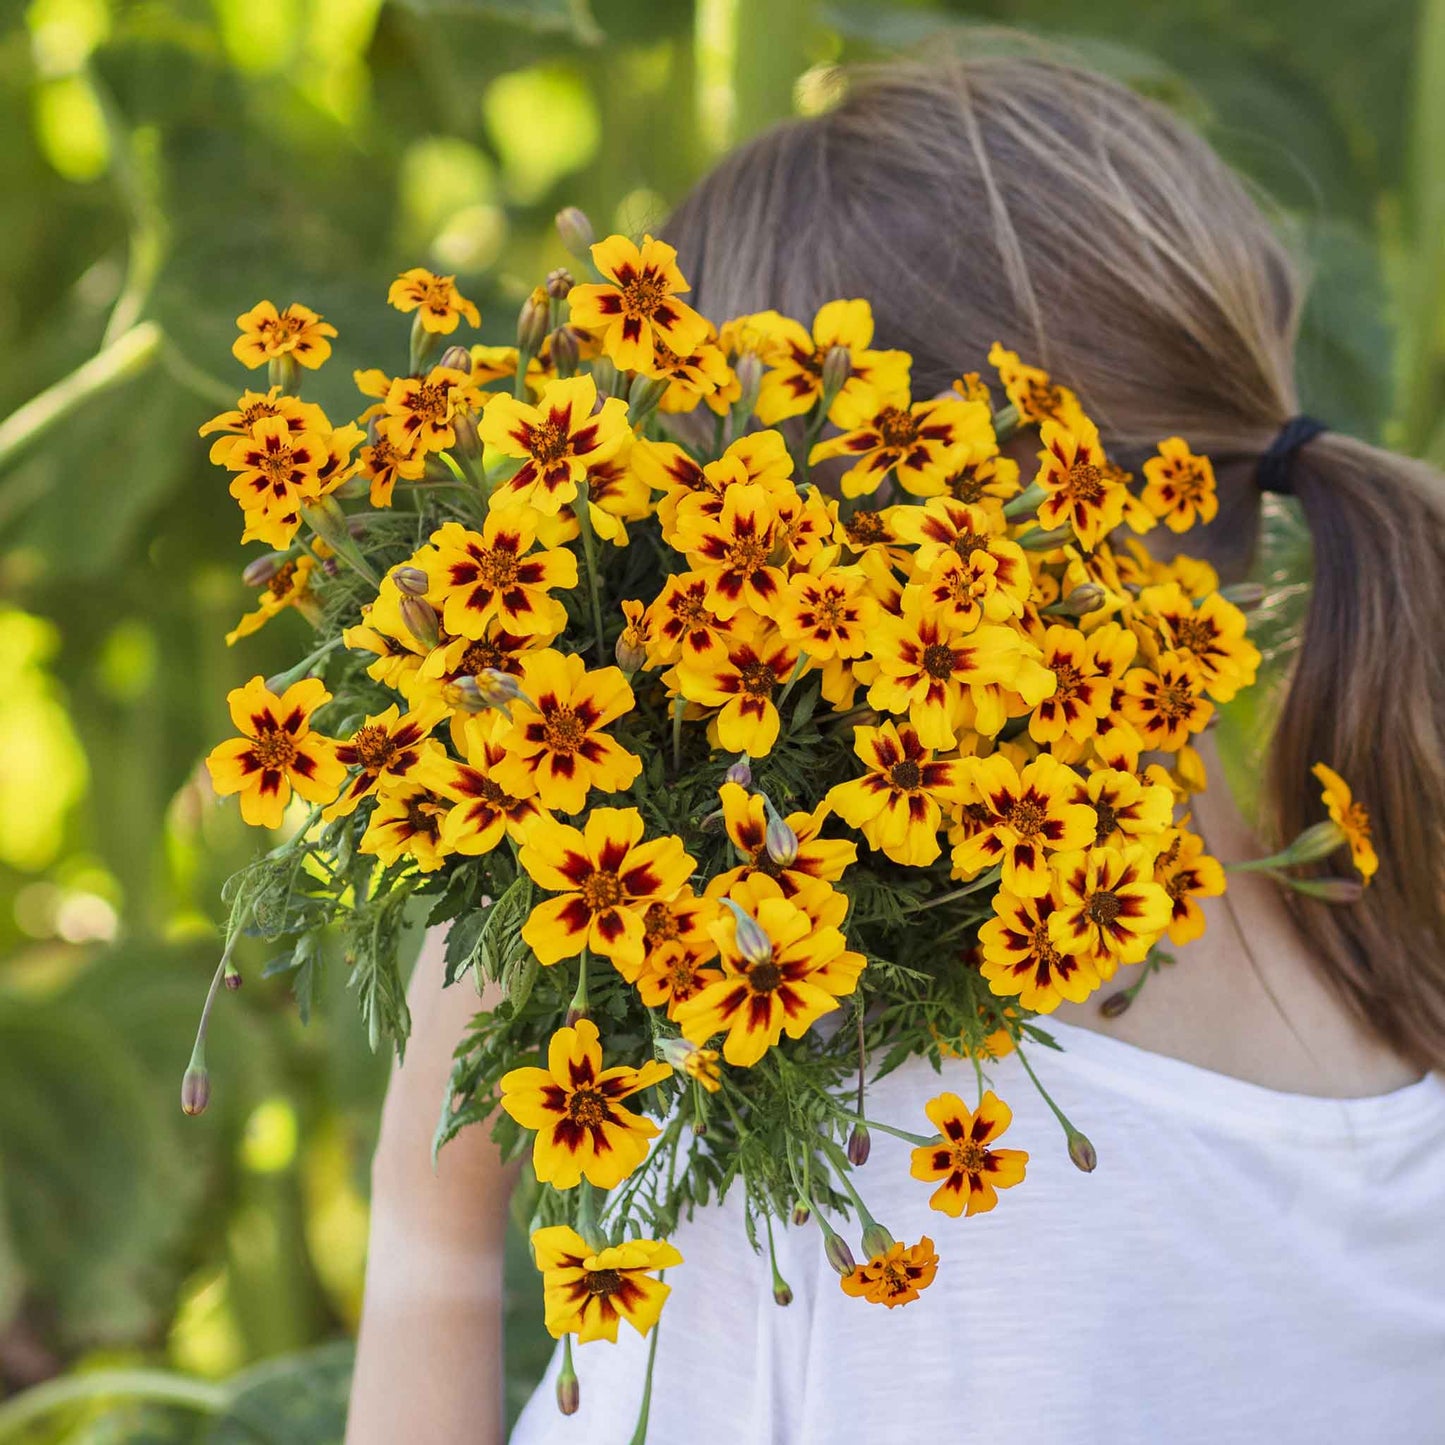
top-left (664, 50), bottom-right (1445, 1070)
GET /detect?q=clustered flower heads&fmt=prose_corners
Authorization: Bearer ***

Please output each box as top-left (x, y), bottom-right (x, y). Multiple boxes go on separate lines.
top-left (195, 216), bottom-right (1380, 1432)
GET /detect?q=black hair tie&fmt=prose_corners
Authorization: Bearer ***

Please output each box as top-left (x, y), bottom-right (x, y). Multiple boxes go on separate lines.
top-left (1257, 415), bottom-right (1326, 496)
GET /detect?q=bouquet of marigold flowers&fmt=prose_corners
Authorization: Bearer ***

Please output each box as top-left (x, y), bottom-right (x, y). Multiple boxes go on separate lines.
top-left (186, 207), bottom-right (1381, 1430)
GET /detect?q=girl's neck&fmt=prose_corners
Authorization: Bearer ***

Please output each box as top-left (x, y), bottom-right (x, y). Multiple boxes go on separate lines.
top-left (1048, 733), bottom-right (1422, 1097)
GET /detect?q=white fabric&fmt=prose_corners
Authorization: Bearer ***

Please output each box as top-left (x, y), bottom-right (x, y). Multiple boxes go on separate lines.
top-left (510, 1018), bottom-right (1445, 1445)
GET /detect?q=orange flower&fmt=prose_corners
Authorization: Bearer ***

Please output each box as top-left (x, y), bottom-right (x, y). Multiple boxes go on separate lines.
top-left (1034, 419), bottom-right (1130, 550)
top-left (910, 1090), bottom-right (1028, 1217)
top-left (1142, 437), bottom-right (1218, 532)
top-left (839, 1236), bottom-right (939, 1308)
top-left (387, 268), bottom-right (480, 334)
top-left (232, 301), bottom-right (336, 370)
top-left (704, 782), bottom-right (856, 897)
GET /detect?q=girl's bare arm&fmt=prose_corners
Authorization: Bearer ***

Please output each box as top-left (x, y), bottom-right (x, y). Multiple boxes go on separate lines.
top-left (346, 930), bottom-right (519, 1445)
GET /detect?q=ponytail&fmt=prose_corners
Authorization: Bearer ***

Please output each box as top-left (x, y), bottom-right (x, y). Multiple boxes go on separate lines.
top-left (1265, 435), bottom-right (1445, 1069)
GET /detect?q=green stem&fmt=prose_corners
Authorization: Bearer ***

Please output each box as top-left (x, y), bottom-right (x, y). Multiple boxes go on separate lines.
top-left (815, 1132), bottom-right (879, 1230)
top-left (0, 1370), bottom-right (233, 1436)
top-left (627, 1310), bottom-right (665, 1445)
top-left (857, 1116), bottom-right (935, 1148)
top-left (671, 692), bottom-right (685, 773)
top-left (774, 652), bottom-right (810, 711)
top-left (1013, 1043), bottom-right (1074, 1139)
top-left (915, 866), bottom-right (1002, 910)
top-left (574, 483), bottom-right (608, 659)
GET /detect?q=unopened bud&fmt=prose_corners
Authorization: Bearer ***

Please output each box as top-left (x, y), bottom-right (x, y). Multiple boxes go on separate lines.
top-left (546, 267), bottom-right (574, 300)
top-left (733, 351), bottom-right (763, 414)
top-left (824, 1232), bottom-right (856, 1277)
top-left (242, 552), bottom-right (289, 587)
top-left (1067, 1129), bottom-right (1098, 1173)
top-left (223, 961), bottom-right (243, 992)
top-left (1051, 581), bottom-right (1106, 617)
top-left (791, 1202), bottom-right (811, 1227)
top-left (391, 566), bottom-right (429, 597)
top-left (773, 1280), bottom-right (793, 1307)
top-left (820, 344), bottom-right (852, 398)
top-left (1220, 581), bottom-right (1267, 611)
top-left (724, 755), bottom-right (752, 788)
top-left (555, 206), bottom-right (595, 260)
top-left (437, 344), bottom-right (472, 373)
top-left (627, 374), bottom-right (670, 419)
top-left (1099, 990), bottom-right (1132, 1019)
top-left (443, 678), bottom-right (488, 714)
top-left (847, 1123), bottom-right (871, 1167)
top-left (590, 356), bottom-right (619, 397)
top-left (181, 1064), bottom-right (211, 1116)
top-left (548, 325), bottom-right (580, 378)
top-left (1279, 819), bottom-right (1346, 866)
top-left (555, 1362), bottom-right (579, 1416)
top-left (517, 290), bottom-right (550, 355)
top-left (1285, 875), bottom-right (1365, 905)
top-left (400, 595), bottom-right (441, 650)
top-left (763, 801), bottom-right (799, 867)
top-left (452, 407), bottom-right (481, 461)
top-left (1018, 524), bottom-right (1074, 552)
top-left (721, 899), bottom-right (773, 967)
top-left (860, 1222), bottom-right (893, 1259)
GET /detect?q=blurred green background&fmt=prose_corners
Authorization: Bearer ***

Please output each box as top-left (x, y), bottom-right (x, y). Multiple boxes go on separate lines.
top-left (0, 0), bottom-right (1441, 1438)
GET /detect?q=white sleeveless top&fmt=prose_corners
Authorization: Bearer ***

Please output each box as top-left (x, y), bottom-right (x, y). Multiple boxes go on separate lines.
top-left (510, 1019), bottom-right (1445, 1445)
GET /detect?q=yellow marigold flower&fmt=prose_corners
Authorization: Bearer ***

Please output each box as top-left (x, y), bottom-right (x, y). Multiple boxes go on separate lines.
top-left (776, 568), bottom-right (877, 664)
top-left (642, 572), bottom-right (732, 668)
top-left (423, 626), bottom-right (548, 717)
top-left (835, 503), bottom-right (910, 571)
top-left (1034, 419), bottom-right (1131, 551)
top-left (326, 703), bottom-right (446, 821)
top-left (866, 605), bottom-right (1051, 749)
top-left (751, 299), bottom-right (910, 425)
top-left (987, 342), bottom-right (1087, 429)
top-left (566, 233), bottom-right (710, 374)
top-left (531, 1225), bottom-right (682, 1344)
top-left (1136, 583), bottom-right (1260, 704)
top-left (674, 875), bottom-right (865, 1067)
top-left (480, 375), bottom-right (632, 516)
top-left (225, 554), bottom-right (322, 645)
top-left (518, 808), bottom-right (695, 972)
top-left (978, 887), bottom-right (1100, 1013)
top-left (671, 482), bottom-right (790, 621)
top-left (532, 450), bottom-right (652, 550)
top-left (810, 384), bottom-right (984, 500)
top-left (358, 780), bottom-right (451, 873)
top-left (490, 649), bottom-right (641, 815)
top-left (1119, 650), bottom-right (1212, 752)
top-left (1026, 622), bottom-right (1136, 747)
top-left (1152, 825), bottom-right (1226, 944)
top-left (839, 1235), bottom-right (939, 1308)
top-left (649, 431), bottom-right (795, 543)
top-left (358, 428), bottom-right (425, 508)
top-left (342, 605), bottom-right (427, 694)
top-left (952, 752), bottom-right (1096, 896)
top-left (199, 387), bottom-right (329, 465)
top-left (224, 416), bottom-right (329, 547)
top-left (500, 1018), bottom-right (671, 1190)
top-left (624, 886), bottom-right (721, 997)
top-left (705, 783), bottom-right (857, 897)
top-left (468, 343), bottom-right (545, 395)
top-left (435, 728), bottom-right (544, 857)
top-left (420, 514), bottom-right (576, 641)
top-left (910, 1090), bottom-right (1028, 1218)
top-left (206, 676), bottom-right (345, 829)
top-left (675, 623), bottom-right (799, 759)
top-left (953, 372), bottom-right (991, 406)
top-left (826, 720), bottom-right (969, 868)
top-left (650, 330), bottom-right (739, 414)
top-left (940, 450), bottom-right (1022, 505)
top-left (386, 267), bottom-right (481, 334)
top-left (232, 300), bottom-right (336, 370)
top-left (1142, 436), bottom-right (1218, 532)
top-left (1071, 766), bottom-right (1175, 852)
top-left (1312, 763), bottom-right (1379, 885)
top-left (379, 365), bottom-right (482, 458)
top-left (1048, 844), bottom-right (1173, 974)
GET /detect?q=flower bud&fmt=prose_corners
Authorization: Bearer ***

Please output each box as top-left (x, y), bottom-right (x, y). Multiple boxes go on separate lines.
top-left (724, 755), bottom-right (752, 788)
top-left (517, 289), bottom-right (550, 355)
top-left (437, 344), bottom-right (472, 374)
top-left (1285, 875), bottom-right (1365, 905)
top-left (555, 1360), bottom-right (580, 1416)
top-left (391, 566), bottom-right (430, 597)
top-left (773, 1280), bottom-right (794, 1307)
top-left (614, 627), bottom-right (647, 675)
top-left (1099, 990), bottom-right (1132, 1019)
top-left (548, 325), bottom-right (580, 378)
top-left (400, 595), bottom-right (441, 651)
top-left (1067, 1129), bottom-right (1098, 1173)
top-left (181, 1064), bottom-right (211, 1116)
top-left (451, 406), bottom-right (482, 461)
top-left (546, 267), bottom-right (575, 300)
top-left (721, 899), bottom-right (773, 967)
top-left (820, 344), bottom-right (852, 398)
top-left (223, 961), bottom-right (243, 992)
top-left (860, 1222), bottom-right (894, 1259)
top-left (791, 1202), bottom-right (811, 1227)
top-left (1049, 581), bottom-right (1106, 617)
top-left (763, 799), bottom-right (799, 867)
top-left (1018, 524), bottom-right (1074, 552)
top-left (555, 206), bottom-right (595, 260)
top-left (1278, 819), bottom-right (1346, 866)
top-left (627, 374), bottom-right (670, 420)
top-left (824, 1232), bottom-right (856, 1277)
top-left (242, 552), bottom-right (289, 587)
top-left (590, 356), bottom-right (619, 398)
top-left (847, 1122), bottom-right (871, 1167)
top-left (443, 678), bottom-right (488, 714)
